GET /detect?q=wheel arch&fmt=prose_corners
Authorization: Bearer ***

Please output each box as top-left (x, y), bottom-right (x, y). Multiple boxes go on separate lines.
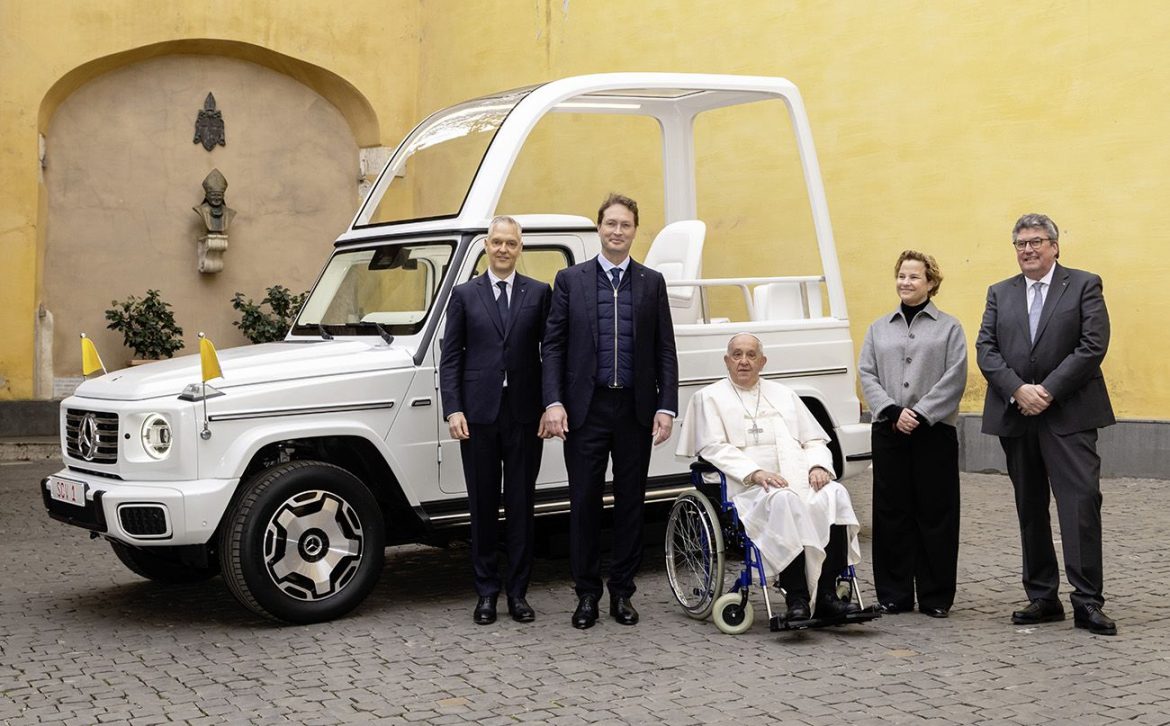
top-left (230, 434), bottom-right (426, 546)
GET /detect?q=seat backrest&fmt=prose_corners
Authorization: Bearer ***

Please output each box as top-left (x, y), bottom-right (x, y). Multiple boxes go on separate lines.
top-left (643, 220), bottom-right (706, 322)
top-left (752, 281), bottom-right (823, 321)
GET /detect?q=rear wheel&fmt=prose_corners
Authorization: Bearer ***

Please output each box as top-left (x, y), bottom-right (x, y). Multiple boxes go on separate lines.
top-left (219, 461), bottom-right (385, 624)
top-left (110, 541), bottom-right (219, 583)
top-left (664, 490), bottom-right (725, 620)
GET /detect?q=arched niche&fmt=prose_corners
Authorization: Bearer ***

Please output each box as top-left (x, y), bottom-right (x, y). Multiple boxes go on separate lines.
top-left (39, 46), bottom-right (377, 384)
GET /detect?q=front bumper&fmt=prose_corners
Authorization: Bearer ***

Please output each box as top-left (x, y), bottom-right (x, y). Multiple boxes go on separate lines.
top-left (41, 469), bottom-right (238, 546)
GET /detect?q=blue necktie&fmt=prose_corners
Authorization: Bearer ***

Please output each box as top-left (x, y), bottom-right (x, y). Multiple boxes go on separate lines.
top-left (1028, 281), bottom-right (1043, 342)
top-left (610, 267), bottom-right (621, 289)
top-left (496, 280), bottom-right (509, 328)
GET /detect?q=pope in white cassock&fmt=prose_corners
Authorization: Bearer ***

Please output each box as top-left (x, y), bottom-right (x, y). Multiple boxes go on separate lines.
top-left (677, 333), bottom-right (862, 621)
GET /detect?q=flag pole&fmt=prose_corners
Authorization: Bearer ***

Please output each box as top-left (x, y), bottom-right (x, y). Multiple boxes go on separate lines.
top-left (197, 332), bottom-right (218, 439)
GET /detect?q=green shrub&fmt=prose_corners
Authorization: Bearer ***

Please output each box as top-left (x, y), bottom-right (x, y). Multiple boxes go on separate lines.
top-left (231, 285), bottom-right (308, 344)
top-left (105, 289), bottom-right (185, 360)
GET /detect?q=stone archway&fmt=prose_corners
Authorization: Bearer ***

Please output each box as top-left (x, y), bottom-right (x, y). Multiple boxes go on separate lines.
top-left (39, 44), bottom-right (383, 391)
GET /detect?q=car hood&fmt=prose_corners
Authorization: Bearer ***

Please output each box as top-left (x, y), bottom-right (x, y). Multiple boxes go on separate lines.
top-left (73, 340), bottom-right (416, 401)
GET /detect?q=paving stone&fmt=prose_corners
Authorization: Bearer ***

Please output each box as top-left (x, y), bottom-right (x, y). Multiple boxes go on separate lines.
top-left (3, 462), bottom-right (1168, 724)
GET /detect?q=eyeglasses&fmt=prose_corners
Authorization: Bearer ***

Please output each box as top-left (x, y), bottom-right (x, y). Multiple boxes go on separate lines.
top-left (1012, 237), bottom-right (1051, 251)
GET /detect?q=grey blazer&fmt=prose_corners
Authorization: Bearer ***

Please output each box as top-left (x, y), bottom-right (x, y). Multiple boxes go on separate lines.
top-left (976, 262), bottom-right (1115, 437)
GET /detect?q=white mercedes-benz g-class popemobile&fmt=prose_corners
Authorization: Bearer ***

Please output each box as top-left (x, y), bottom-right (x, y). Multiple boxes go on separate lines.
top-left (42, 73), bottom-right (871, 623)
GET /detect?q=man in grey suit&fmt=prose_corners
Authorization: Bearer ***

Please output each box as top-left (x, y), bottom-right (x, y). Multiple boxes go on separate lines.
top-left (976, 213), bottom-right (1117, 635)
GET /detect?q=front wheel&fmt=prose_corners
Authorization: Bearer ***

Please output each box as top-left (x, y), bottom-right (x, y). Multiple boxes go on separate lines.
top-left (219, 461), bottom-right (385, 624)
top-left (712, 592), bottom-right (754, 634)
top-left (110, 541), bottom-right (219, 584)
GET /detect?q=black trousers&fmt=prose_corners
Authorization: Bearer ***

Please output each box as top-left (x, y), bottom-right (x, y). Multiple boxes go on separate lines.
top-left (460, 389), bottom-right (542, 599)
top-left (1000, 419), bottom-right (1104, 609)
top-left (564, 387), bottom-right (652, 599)
top-left (871, 421), bottom-right (960, 610)
top-left (777, 524), bottom-right (850, 605)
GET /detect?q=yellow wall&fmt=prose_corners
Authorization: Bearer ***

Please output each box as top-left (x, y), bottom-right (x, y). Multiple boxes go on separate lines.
top-left (2, 0), bottom-right (1166, 420)
top-left (415, 0), bottom-right (1168, 419)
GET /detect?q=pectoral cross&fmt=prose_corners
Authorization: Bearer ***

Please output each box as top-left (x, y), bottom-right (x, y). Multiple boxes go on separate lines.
top-left (747, 421), bottom-right (764, 444)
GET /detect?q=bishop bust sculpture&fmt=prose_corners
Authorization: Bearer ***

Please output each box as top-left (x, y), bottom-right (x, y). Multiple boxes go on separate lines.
top-left (194, 169), bottom-right (236, 234)
top-left (194, 169), bottom-right (236, 273)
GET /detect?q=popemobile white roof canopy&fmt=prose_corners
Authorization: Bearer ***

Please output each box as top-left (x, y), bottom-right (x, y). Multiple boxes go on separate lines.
top-left (342, 72), bottom-right (846, 318)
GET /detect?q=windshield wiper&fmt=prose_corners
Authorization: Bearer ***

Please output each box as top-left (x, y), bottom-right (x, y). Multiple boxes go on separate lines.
top-left (355, 321), bottom-right (394, 344)
top-left (317, 324), bottom-right (334, 340)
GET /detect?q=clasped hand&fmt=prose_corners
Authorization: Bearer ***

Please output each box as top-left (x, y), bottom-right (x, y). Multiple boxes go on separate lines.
top-left (1013, 384), bottom-right (1052, 416)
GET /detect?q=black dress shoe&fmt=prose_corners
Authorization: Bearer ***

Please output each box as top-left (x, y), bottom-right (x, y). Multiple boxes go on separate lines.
top-left (473, 595), bottom-right (498, 625)
top-left (1073, 604), bottom-right (1117, 636)
top-left (784, 599), bottom-right (811, 621)
top-left (610, 596), bottom-right (639, 625)
top-left (1011, 599), bottom-right (1065, 625)
top-left (816, 596), bottom-right (861, 619)
top-left (507, 596), bottom-right (535, 623)
top-left (572, 594), bottom-right (599, 629)
top-left (920, 607), bottom-right (949, 619)
top-left (878, 602), bottom-right (911, 614)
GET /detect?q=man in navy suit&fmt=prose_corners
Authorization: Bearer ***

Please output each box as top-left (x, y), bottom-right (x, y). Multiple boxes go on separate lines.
top-left (977, 213), bottom-right (1117, 635)
top-left (440, 216), bottom-right (552, 625)
top-left (541, 194), bottom-right (679, 629)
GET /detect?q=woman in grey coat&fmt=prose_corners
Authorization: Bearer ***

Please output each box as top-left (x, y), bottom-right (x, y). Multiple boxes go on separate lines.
top-left (858, 250), bottom-right (967, 618)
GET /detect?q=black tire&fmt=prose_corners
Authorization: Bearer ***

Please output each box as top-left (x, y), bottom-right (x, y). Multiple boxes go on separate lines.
top-left (110, 540), bottom-right (219, 584)
top-left (664, 491), bottom-right (725, 619)
top-left (218, 460), bottom-right (385, 624)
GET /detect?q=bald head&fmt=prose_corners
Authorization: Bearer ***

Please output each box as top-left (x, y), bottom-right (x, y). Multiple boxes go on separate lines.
top-left (726, 333), bottom-right (763, 357)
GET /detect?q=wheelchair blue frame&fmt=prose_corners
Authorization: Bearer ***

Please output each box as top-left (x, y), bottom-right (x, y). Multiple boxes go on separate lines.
top-left (689, 462), bottom-right (879, 632)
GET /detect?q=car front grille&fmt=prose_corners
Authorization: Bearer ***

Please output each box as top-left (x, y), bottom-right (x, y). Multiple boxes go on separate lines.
top-left (65, 409), bottom-right (119, 464)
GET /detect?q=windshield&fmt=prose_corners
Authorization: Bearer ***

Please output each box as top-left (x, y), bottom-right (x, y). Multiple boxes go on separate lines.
top-left (294, 241), bottom-right (456, 336)
top-left (355, 88), bottom-right (534, 226)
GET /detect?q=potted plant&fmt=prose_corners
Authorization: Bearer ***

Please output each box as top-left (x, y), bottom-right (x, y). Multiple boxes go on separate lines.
top-left (231, 285), bottom-right (307, 344)
top-left (105, 289), bottom-right (185, 364)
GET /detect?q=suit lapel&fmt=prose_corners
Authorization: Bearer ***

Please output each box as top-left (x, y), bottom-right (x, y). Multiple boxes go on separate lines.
top-left (1009, 275), bottom-right (1031, 343)
top-left (628, 259), bottom-right (643, 344)
top-left (474, 273), bottom-right (505, 337)
top-left (585, 260), bottom-right (599, 346)
top-left (1032, 264), bottom-right (1069, 348)
top-left (504, 276), bottom-right (527, 340)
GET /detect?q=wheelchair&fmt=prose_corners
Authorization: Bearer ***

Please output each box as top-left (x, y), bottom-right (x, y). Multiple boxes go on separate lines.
top-left (665, 461), bottom-right (881, 634)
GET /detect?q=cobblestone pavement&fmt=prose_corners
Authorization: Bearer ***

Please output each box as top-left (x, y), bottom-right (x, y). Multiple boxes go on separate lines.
top-left (2, 460), bottom-right (1168, 725)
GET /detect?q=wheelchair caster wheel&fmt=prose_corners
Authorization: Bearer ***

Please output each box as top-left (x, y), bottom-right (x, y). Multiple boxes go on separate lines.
top-left (712, 593), bottom-right (754, 634)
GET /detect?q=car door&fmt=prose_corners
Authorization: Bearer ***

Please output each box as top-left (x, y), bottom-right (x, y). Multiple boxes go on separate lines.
top-left (433, 233), bottom-right (585, 495)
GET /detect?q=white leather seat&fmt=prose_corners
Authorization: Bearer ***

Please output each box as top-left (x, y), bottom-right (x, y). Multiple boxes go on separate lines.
top-left (643, 220), bottom-right (706, 323)
top-left (752, 281), bottom-right (823, 321)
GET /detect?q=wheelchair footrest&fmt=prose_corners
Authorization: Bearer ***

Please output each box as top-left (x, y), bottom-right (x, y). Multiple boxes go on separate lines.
top-left (769, 606), bottom-right (881, 631)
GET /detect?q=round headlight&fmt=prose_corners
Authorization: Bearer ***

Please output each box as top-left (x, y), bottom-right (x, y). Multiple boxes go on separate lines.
top-left (141, 414), bottom-right (173, 460)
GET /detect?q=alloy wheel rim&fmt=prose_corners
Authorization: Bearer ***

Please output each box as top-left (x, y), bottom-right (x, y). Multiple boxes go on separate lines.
top-left (263, 489), bottom-right (364, 601)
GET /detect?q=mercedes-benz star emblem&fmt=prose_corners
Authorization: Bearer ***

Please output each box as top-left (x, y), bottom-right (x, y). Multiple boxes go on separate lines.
top-left (78, 413), bottom-right (100, 461)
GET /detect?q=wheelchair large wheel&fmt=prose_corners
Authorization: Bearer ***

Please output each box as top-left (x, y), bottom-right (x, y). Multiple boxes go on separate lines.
top-left (664, 490), bottom-right (725, 620)
top-left (712, 592), bottom-right (754, 634)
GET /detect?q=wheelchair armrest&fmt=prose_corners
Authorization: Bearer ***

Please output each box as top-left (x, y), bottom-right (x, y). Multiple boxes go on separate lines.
top-left (689, 458), bottom-right (730, 506)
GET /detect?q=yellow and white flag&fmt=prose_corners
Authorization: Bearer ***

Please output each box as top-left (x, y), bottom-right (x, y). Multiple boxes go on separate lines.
top-left (80, 334), bottom-right (106, 376)
top-left (198, 333), bottom-right (223, 382)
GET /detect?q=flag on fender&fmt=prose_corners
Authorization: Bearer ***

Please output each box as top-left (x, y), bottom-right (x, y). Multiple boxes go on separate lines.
top-left (198, 333), bottom-right (223, 382)
top-left (80, 334), bottom-right (106, 376)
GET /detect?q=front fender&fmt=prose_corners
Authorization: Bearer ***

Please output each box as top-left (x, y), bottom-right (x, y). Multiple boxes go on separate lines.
top-left (197, 417), bottom-right (422, 508)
